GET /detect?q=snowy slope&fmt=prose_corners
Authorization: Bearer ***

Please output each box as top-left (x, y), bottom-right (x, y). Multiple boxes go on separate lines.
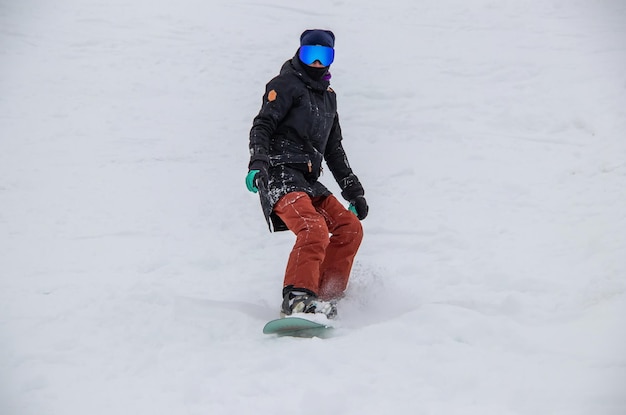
top-left (1, 0), bottom-right (625, 414)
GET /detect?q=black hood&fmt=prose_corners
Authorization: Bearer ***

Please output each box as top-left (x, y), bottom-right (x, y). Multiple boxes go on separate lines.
top-left (280, 53), bottom-right (330, 92)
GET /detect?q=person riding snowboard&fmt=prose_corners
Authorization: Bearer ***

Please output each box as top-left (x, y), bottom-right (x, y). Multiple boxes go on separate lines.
top-left (246, 29), bottom-right (368, 319)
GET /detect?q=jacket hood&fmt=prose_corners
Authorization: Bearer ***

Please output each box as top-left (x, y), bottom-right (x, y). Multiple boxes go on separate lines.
top-left (280, 54), bottom-right (330, 92)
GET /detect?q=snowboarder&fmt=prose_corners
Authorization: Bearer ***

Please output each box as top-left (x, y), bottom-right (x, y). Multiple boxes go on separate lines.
top-left (246, 29), bottom-right (368, 319)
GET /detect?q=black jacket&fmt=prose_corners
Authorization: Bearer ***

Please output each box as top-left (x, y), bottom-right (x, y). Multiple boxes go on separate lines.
top-left (249, 54), bottom-right (364, 231)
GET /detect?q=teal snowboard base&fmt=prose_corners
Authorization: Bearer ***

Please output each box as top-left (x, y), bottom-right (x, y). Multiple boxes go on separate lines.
top-left (263, 316), bottom-right (333, 338)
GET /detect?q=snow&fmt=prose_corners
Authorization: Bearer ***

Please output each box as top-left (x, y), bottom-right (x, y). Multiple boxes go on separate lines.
top-left (1, 0), bottom-right (625, 414)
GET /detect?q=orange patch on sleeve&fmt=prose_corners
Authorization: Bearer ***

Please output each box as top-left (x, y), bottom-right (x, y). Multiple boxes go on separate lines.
top-left (267, 90), bottom-right (277, 102)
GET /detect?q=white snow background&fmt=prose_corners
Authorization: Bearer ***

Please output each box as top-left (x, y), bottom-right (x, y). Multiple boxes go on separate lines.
top-left (1, 0), bottom-right (625, 414)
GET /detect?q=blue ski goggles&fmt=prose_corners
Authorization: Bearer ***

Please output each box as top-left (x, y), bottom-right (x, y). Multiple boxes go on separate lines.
top-left (299, 45), bottom-right (335, 66)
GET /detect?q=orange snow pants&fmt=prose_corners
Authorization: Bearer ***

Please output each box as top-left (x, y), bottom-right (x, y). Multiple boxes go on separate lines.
top-left (273, 192), bottom-right (363, 300)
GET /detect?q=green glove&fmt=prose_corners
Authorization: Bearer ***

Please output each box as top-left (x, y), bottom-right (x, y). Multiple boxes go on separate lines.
top-left (246, 170), bottom-right (260, 193)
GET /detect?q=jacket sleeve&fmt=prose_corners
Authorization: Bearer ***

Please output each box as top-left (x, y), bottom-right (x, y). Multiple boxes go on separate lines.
top-left (248, 78), bottom-right (293, 169)
top-left (324, 114), bottom-right (365, 201)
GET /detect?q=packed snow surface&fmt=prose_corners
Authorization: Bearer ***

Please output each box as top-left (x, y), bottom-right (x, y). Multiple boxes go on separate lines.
top-left (1, 0), bottom-right (625, 414)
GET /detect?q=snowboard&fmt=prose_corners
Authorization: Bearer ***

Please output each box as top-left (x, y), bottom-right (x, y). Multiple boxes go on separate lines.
top-left (263, 315), bottom-right (334, 338)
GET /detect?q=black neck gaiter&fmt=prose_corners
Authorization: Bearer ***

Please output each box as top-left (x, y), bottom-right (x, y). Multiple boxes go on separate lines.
top-left (297, 55), bottom-right (328, 81)
top-left (302, 64), bottom-right (328, 81)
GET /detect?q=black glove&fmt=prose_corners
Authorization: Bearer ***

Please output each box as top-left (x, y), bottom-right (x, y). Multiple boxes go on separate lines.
top-left (246, 160), bottom-right (268, 193)
top-left (348, 195), bottom-right (368, 220)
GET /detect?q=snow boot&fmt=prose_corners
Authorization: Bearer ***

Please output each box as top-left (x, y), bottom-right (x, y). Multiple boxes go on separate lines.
top-left (281, 287), bottom-right (337, 319)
